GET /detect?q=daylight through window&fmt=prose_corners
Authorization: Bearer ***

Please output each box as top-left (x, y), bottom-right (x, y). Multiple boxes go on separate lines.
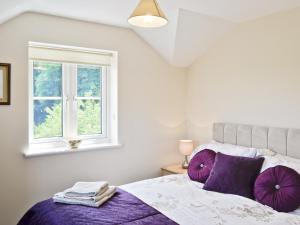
top-left (28, 42), bottom-right (118, 150)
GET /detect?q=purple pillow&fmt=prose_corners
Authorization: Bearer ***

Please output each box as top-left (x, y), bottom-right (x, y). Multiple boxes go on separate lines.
top-left (188, 149), bottom-right (216, 183)
top-left (254, 165), bottom-right (300, 212)
top-left (203, 152), bottom-right (264, 199)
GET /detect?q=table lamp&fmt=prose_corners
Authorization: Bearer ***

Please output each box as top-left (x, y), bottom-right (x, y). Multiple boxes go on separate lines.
top-left (179, 140), bottom-right (194, 169)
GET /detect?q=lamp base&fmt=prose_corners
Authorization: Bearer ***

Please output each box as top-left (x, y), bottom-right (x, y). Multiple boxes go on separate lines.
top-left (182, 155), bottom-right (189, 169)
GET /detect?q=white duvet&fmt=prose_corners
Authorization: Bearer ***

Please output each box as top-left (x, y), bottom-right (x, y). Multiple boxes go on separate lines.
top-left (121, 174), bottom-right (300, 225)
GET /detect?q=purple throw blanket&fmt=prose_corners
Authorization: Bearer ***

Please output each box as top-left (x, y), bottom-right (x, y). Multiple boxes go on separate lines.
top-left (17, 188), bottom-right (177, 225)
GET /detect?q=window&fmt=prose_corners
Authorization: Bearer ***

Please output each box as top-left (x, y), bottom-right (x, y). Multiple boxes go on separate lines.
top-left (33, 61), bottom-right (63, 139)
top-left (76, 64), bottom-right (104, 136)
top-left (28, 42), bottom-right (118, 152)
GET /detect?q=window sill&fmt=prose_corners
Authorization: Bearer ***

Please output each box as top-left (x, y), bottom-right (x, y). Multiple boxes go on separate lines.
top-left (23, 143), bottom-right (122, 158)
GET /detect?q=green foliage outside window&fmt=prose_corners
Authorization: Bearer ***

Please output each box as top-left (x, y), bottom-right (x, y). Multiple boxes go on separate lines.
top-left (34, 102), bottom-right (62, 138)
top-left (34, 100), bottom-right (101, 138)
top-left (78, 100), bottom-right (102, 135)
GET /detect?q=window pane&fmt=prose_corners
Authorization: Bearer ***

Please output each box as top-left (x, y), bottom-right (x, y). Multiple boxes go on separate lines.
top-left (34, 100), bottom-right (62, 139)
top-left (78, 100), bottom-right (102, 135)
top-left (33, 61), bottom-right (62, 97)
top-left (77, 65), bottom-right (101, 97)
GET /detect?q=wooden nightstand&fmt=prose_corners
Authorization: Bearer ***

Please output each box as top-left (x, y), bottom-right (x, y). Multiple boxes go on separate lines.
top-left (161, 164), bottom-right (187, 176)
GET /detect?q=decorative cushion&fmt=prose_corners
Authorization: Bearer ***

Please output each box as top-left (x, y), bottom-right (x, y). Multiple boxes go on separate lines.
top-left (188, 149), bottom-right (216, 183)
top-left (254, 165), bottom-right (300, 212)
top-left (203, 152), bottom-right (264, 199)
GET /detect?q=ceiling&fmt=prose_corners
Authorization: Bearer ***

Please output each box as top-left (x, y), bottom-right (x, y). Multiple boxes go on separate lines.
top-left (1, 0), bottom-right (300, 67)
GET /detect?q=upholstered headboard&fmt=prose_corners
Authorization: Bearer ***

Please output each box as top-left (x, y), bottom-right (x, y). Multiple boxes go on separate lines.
top-left (213, 123), bottom-right (300, 159)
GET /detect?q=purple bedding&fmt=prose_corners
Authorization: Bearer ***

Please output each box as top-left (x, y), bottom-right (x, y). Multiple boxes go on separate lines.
top-left (17, 188), bottom-right (177, 225)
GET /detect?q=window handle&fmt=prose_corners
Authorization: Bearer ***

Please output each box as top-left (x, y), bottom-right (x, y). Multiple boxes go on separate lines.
top-left (65, 96), bottom-right (77, 102)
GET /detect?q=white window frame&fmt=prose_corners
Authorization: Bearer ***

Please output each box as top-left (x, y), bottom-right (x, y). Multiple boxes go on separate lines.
top-left (64, 63), bottom-right (108, 140)
top-left (27, 42), bottom-right (119, 153)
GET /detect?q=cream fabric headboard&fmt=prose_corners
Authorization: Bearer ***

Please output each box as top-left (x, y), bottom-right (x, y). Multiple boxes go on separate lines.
top-left (213, 123), bottom-right (300, 159)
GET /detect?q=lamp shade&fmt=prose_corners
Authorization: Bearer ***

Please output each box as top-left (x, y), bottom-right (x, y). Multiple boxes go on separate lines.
top-left (179, 140), bottom-right (194, 156)
top-left (128, 0), bottom-right (168, 28)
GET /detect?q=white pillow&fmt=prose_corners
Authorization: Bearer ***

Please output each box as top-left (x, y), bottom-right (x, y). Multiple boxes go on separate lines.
top-left (261, 154), bottom-right (300, 174)
top-left (190, 142), bottom-right (257, 160)
top-left (255, 148), bottom-right (276, 157)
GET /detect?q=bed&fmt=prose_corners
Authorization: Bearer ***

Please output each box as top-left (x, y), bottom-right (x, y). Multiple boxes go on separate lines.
top-left (18, 123), bottom-right (300, 225)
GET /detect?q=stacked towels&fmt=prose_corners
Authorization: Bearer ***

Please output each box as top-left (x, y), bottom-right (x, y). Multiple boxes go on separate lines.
top-left (53, 181), bottom-right (116, 207)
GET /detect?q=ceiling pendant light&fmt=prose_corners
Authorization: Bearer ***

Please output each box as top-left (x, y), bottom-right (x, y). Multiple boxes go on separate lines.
top-left (128, 0), bottom-right (168, 28)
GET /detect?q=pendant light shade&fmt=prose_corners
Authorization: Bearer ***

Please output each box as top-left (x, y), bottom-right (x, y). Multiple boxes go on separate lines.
top-left (128, 0), bottom-right (168, 28)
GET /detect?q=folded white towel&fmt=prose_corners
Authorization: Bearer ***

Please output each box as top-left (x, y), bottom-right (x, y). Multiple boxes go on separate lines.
top-left (53, 186), bottom-right (116, 208)
top-left (64, 181), bottom-right (109, 197)
top-left (64, 186), bottom-right (115, 202)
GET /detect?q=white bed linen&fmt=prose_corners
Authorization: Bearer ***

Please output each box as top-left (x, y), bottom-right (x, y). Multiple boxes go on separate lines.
top-left (291, 209), bottom-right (300, 217)
top-left (121, 174), bottom-right (300, 225)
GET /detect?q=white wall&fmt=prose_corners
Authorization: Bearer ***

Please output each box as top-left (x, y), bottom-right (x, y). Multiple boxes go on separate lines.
top-left (0, 13), bottom-right (186, 225)
top-left (187, 7), bottom-right (300, 144)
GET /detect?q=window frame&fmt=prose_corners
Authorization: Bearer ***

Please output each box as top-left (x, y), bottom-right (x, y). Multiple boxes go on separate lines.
top-left (28, 60), bottom-right (112, 149)
top-left (64, 63), bottom-right (108, 140)
top-left (26, 42), bottom-right (119, 156)
top-left (29, 60), bottom-right (64, 145)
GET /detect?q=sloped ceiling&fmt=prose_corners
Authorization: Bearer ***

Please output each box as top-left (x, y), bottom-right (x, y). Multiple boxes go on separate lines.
top-left (1, 0), bottom-right (300, 67)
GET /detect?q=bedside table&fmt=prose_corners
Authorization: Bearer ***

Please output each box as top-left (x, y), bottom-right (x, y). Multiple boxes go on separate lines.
top-left (161, 164), bottom-right (187, 176)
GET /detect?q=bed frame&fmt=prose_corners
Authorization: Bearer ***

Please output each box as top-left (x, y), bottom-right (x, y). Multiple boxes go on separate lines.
top-left (213, 123), bottom-right (300, 159)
